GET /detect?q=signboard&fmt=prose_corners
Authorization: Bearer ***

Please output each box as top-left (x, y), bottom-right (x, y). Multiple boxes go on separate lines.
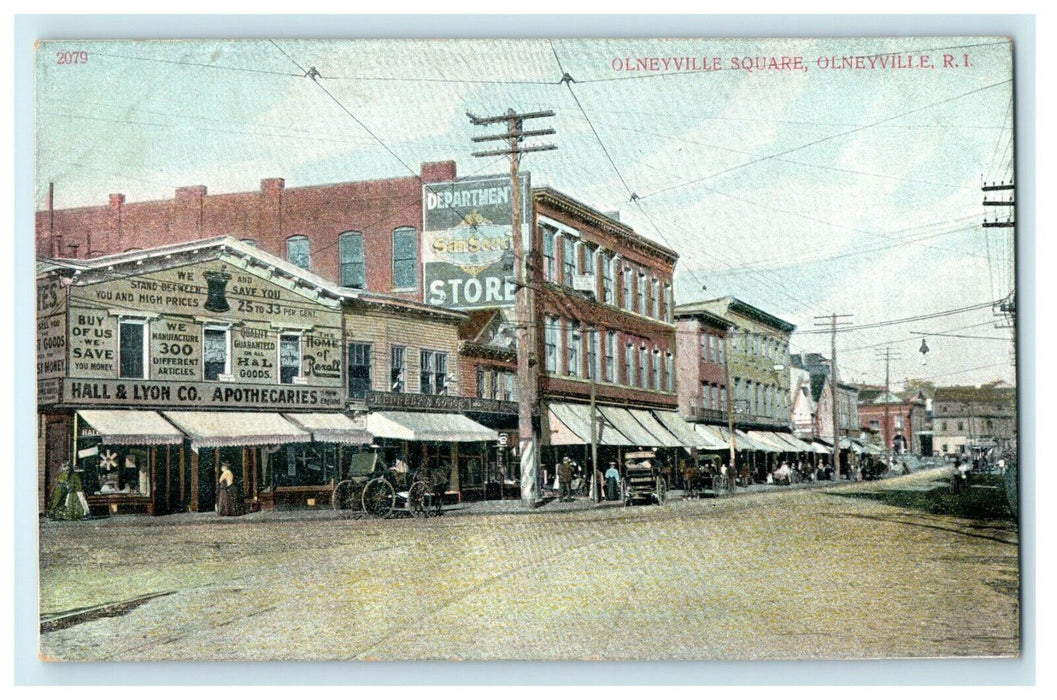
top-left (422, 173), bottom-right (531, 310)
top-left (37, 280), bottom-right (67, 379)
top-left (364, 390), bottom-right (519, 415)
top-left (63, 260), bottom-right (343, 387)
top-left (62, 378), bottom-right (344, 410)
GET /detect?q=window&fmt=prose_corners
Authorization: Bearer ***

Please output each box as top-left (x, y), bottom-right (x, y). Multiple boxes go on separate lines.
top-left (652, 278), bottom-right (660, 319)
top-left (605, 331), bottom-right (617, 383)
top-left (203, 327), bottom-right (230, 381)
top-left (420, 350), bottom-right (448, 395)
top-left (626, 343), bottom-right (635, 387)
top-left (957, 421), bottom-right (964, 432)
top-left (545, 317), bottom-right (559, 373)
top-left (895, 415), bottom-right (904, 430)
top-left (340, 231), bottom-right (365, 288)
top-left (567, 321), bottom-right (581, 377)
top-left (119, 319), bottom-right (148, 379)
top-left (392, 227), bottom-right (418, 289)
top-left (666, 351), bottom-right (674, 392)
top-left (348, 343), bottom-right (372, 399)
top-left (664, 283), bottom-right (673, 323)
top-left (623, 267), bottom-right (634, 311)
top-left (503, 372), bottom-right (516, 402)
top-left (476, 366), bottom-right (485, 399)
top-left (870, 419), bottom-right (881, 430)
top-left (286, 235), bottom-right (310, 270)
top-left (602, 253), bottom-right (615, 305)
top-left (279, 334), bottom-right (301, 384)
top-left (562, 238), bottom-right (575, 285)
top-left (638, 273), bottom-right (648, 316)
top-left (587, 329), bottom-right (599, 381)
top-left (583, 244), bottom-right (596, 278)
top-left (542, 227), bottom-right (557, 281)
top-left (391, 346), bottom-right (406, 393)
top-left (639, 345), bottom-right (649, 389)
top-left (651, 349), bottom-right (661, 390)
top-left (940, 421), bottom-right (947, 431)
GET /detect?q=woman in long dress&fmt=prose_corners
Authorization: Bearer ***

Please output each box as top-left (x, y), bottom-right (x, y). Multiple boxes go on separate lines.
top-left (217, 463), bottom-right (235, 516)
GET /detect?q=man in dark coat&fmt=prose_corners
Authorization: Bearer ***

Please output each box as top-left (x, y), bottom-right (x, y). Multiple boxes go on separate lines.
top-left (559, 457), bottom-right (574, 502)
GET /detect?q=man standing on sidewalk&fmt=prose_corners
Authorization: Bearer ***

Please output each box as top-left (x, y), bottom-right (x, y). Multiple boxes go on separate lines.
top-left (559, 457), bottom-right (574, 502)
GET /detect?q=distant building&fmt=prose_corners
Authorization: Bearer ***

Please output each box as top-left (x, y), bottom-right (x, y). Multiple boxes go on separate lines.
top-left (857, 387), bottom-right (928, 456)
top-left (790, 353), bottom-right (860, 441)
top-left (789, 365), bottom-right (815, 440)
top-left (931, 381), bottom-right (1017, 456)
top-left (673, 306), bottom-right (731, 424)
top-left (679, 297), bottom-right (795, 431)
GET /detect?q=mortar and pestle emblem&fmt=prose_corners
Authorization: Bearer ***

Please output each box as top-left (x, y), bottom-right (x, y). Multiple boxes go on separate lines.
top-left (203, 271), bottom-right (232, 313)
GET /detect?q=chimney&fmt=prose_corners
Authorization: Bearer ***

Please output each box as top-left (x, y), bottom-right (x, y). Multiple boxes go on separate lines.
top-left (420, 161), bottom-right (457, 183)
top-left (105, 193), bottom-right (125, 255)
top-left (173, 185), bottom-right (207, 240)
top-left (259, 178), bottom-right (285, 256)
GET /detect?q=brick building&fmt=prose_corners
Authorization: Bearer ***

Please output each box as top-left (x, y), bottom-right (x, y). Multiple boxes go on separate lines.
top-left (673, 306), bottom-right (730, 424)
top-left (37, 161), bottom-right (459, 303)
top-left (857, 388), bottom-right (927, 456)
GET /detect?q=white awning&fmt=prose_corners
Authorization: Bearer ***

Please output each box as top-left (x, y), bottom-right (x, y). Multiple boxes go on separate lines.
top-left (627, 409), bottom-right (683, 448)
top-left (811, 441), bottom-right (832, 454)
top-left (780, 433), bottom-right (817, 452)
top-left (694, 424), bottom-right (731, 450)
top-left (747, 430), bottom-right (791, 452)
top-left (77, 410), bottom-right (184, 445)
top-left (161, 411), bottom-right (310, 449)
top-left (598, 406), bottom-right (660, 447)
top-left (653, 411), bottom-right (717, 450)
top-left (544, 403), bottom-right (635, 446)
top-left (283, 413), bottom-right (372, 444)
top-left (365, 411), bottom-right (498, 443)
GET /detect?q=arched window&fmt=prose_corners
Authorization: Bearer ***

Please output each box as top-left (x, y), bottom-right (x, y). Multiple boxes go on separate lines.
top-left (286, 235), bottom-right (310, 270)
top-left (339, 231), bottom-right (365, 288)
top-left (392, 227), bottom-right (418, 289)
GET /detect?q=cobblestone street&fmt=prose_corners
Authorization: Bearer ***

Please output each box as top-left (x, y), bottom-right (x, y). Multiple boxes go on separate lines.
top-left (38, 468), bottom-right (1019, 662)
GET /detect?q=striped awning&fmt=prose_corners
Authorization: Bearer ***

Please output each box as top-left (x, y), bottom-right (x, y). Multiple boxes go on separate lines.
top-left (77, 410), bottom-right (184, 445)
top-left (627, 409), bottom-right (683, 448)
top-left (598, 407), bottom-right (660, 447)
top-left (653, 411), bottom-right (719, 450)
top-left (365, 411), bottom-right (498, 443)
top-left (283, 413), bottom-right (371, 444)
top-left (693, 424), bottom-right (731, 450)
top-left (161, 411), bottom-right (310, 449)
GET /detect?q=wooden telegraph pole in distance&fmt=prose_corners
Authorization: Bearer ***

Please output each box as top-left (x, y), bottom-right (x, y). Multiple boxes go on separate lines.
top-left (468, 109), bottom-right (556, 507)
top-left (876, 346), bottom-right (902, 472)
top-left (814, 313), bottom-right (853, 480)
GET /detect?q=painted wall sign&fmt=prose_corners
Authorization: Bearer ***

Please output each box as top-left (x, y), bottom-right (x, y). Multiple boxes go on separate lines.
top-left (62, 379), bottom-right (344, 409)
top-left (37, 279), bottom-right (67, 379)
top-left (60, 260), bottom-right (343, 388)
top-left (422, 174), bottom-right (531, 310)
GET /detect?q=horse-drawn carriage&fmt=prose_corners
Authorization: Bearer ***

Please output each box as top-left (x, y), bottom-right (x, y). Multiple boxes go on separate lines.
top-left (682, 454), bottom-right (728, 498)
top-left (623, 451), bottom-right (667, 506)
top-left (331, 452), bottom-right (433, 518)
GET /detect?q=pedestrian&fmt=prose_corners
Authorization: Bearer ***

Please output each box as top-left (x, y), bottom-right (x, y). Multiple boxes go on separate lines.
top-left (217, 462), bottom-right (236, 516)
top-left (430, 461), bottom-right (450, 516)
top-left (559, 456), bottom-right (574, 502)
top-left (605, 461), bottom-right (621, 501)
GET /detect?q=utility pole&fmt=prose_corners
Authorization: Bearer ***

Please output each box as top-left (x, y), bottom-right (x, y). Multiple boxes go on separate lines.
top-left (875, 346), bottom-right (902, 472)
top-left (589, 329), bottom-right (600, 502)
top-left (814, 313), bottom-right (853, 479)
top-left (983, 179), bottom-right (1017, 365)
top-left (468, 109), bottom-right (556, 507)
top-left (723, 331), bottom-right (737, 490)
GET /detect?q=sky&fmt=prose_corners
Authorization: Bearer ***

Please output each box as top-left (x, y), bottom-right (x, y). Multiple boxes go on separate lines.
top-left (34, 37), bottom-right (1017, 389)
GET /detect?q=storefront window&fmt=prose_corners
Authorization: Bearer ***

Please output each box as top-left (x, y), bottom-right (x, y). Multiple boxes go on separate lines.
top-left (203, 327), bottom-right (229, 380)
top-left (391, 345), bottom-right (406, 393)
top-left (84, 446), bottom-right (150, 495)
top-left (279, 334), bottom-right (301, 384)
top-left (348, 343), bottom-right (372, 399)
top-left (392, 227), bottom-right (418, 289)
top-left (119, 319), bottom-right (148, 379)
top-left (268, 443), bottom-right (342, 487)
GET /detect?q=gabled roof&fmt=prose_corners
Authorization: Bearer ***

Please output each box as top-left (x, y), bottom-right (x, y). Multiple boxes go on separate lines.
top-left (39, 235), bottom-right (467, 321)
top-left (458, 308), bottom-right (502, 343)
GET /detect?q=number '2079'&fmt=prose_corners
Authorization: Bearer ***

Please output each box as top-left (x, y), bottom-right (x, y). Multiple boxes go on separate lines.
top-left (56, 51), bottom-right (88, 65)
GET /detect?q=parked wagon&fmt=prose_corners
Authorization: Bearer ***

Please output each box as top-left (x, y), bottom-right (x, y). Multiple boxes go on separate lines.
top-left (623, 451), bottom-right (667, 506)
top-left (331, 451), bottom-right (430, 518)
top-left (683, 454), bottom-right (727, 498)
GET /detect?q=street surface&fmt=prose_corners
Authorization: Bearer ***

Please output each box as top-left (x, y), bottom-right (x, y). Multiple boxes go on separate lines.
top-left (38, 468), bottom-right (1019, 661)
